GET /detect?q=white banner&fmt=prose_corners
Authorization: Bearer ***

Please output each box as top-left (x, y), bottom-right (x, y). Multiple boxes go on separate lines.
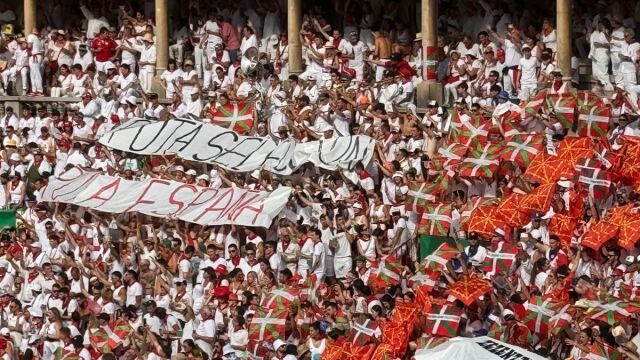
top-left (41, 167), bottom-right (292, 227)
top-left (415, 336), bottom-right (546, 360)
top-left (99, 118), bottom-right (375, 175)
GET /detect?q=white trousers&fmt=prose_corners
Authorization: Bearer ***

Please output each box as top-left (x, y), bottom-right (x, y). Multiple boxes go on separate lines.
top-left (29, 54), bottom-right (43, 93)
top-left (139, 65), bottom-right (156, 93)
top-left (2, 66), bottom-right (28, 93)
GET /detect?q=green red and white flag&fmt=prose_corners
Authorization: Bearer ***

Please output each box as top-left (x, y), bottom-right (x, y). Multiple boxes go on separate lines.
top-left (417, 203), bottom-right (453, 236)
top-left (425, 243), bottom-right (460, 271)
top-left (408, 269), bottom-right (439, 291)
top-left (369, 255), bottom-right (403, 288)
top-left (501, 134), bottom-right (544, 169)
top-left (546, 94), bottom-right (576, 129)
top-left (414, 335), bottom-right (449, 350)
top-left (458, 143), bottom-right (501, 178)
top-left (432, 143), bottom-right (469, 171)
top-left (449, 112), bottom-right (490, 148)
top-left (261, 287), bottom-right (300, 310)
top-left (210, 101), bottom-right (255, 134)
top-left (548, 303), bottom-right (573, 335)
top-left (425, 304), bottom-right (463, 337)
top-left (405, 170), bottom-right (452, 213)
top-left (348, 318), bottom-right (382, 345)
top-left (524, 296), bottom-right (558, 336)
top-left (577, 90), bottom-right (606, 108)
top-left (54, 348), bottom-right (81, 360)
top-left (247, 340), bottom-right (270, 360)
top-left (248, 307), bottom-right (289, 342)
top-left (89, 323), bottom-right (128, 353)
top-left (577, 104), bottom-right (610, 138)
top-left (299, 274), bottom-right (320, 304)
top-left (588, 300), bottom-right (640, 325)
top-left (578, 167), bottom-right (613, 200)
top-left (482, 241), bottom-right (518, 277)
top-left (588, 341), bottom-right (622, 360)
top-left (405, 181), bottom-right (437, 213)
top-left (524, 89), bottom-right (548, 117)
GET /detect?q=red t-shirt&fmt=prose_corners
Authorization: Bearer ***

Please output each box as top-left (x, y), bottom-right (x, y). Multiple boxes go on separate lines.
top-left (91, 37), bottom-right (117, 62)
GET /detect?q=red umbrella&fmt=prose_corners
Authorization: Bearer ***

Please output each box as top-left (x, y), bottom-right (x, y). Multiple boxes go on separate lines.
top-left (447, 276), bottom-right (492, 306)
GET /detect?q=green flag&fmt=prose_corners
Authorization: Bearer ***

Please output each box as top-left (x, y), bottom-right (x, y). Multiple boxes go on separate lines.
top-left (0, 208), bottom-right (16, 230)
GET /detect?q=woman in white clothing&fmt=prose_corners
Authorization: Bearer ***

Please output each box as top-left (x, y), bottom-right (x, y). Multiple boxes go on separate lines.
top-left (40, 308), bottom-right (63, 360)
top-left (240, 26), bottom-right (258, 56)
top-left (159, 60), bottom-right (183, 99)
top-left (589, 19), bottom-right (612, 90)
top-left (306, 321), bottom-right (327, 360)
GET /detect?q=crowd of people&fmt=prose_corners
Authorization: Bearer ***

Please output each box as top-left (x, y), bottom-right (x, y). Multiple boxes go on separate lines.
top-left (0, 0), bottom-right (638, 360)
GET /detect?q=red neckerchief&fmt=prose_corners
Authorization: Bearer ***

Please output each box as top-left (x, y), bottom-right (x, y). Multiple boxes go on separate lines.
top-left (359, 170), bottom-right (370, 180)
top-left (247, 258), bottom-right (257, 266)
top-left (230, 255), bottom-right (241, 266)
top-left (10, 180), bottom-right (19, 191)
top-left (179, 253), bottom-right (189, 262)
top-left (552, 80), bottom-right (562, 92)
top-left (28, 270), bottom-right (39, 283)
top-left (174, 290), bottom-right (186, 303)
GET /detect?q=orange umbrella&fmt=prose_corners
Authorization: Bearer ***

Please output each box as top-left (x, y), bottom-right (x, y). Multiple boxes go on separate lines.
top-left (447, 276), bottom-right (492, 306)
top-left (581, 221), bottom-right (619, 251)
top-left (616, 214), bottom-right (640, 251)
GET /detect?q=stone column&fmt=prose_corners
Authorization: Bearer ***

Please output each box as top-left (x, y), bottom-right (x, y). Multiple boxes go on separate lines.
top-left (155, 0), bottom-right (169, 74)
top-left (24, 0), bottom-right (36, 33)
top-left (556, 0), bottom-right (572, 82)
top-left (417, 0), bottom-right (443, 109)
top-left (422, 0), bottom-right (437, 82)
top-left (287, 0), bottom-right (303, 74)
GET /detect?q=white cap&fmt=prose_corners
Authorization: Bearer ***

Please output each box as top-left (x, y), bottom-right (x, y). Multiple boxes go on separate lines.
top-left (185, 169), bottom-right (197, 176)
top-left (273, 339), bottom-right (287, 350)
top-left (104, 61), bottom-right (116, 71)
top-left (352, 202), bottom-right (363, 209)
top-left (190, 89), bottom-right (199, 96)
top-left (197, 174), bottom-right (210, 182)
top-left (174, 165), bottom-right (185, 172)
top-left (126, 95), bottom-right (137, 105)
top-left (30, 242), bottom-right (41, 249)
top-left (392, 171), bottom-right (403, 179)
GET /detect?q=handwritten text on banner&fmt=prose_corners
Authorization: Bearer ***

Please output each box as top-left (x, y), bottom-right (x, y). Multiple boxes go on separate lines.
top-left (99, 118), bottom-right (375, 175)
top-left (41, 167), bottom-right (292, 227)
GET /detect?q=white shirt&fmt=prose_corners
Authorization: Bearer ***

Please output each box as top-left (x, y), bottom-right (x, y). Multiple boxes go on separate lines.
top-left (125, 282), bottom-right (143, 306)
top-left (340, 41), bottom-right (368, 67)
top-left (519, 56), bottom-right (539, 85)
top-left (27, 33), bottom-right (44, 55)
